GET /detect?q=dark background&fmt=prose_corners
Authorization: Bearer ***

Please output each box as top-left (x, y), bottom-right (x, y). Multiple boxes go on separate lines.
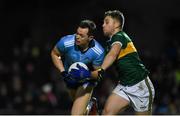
top-left (0, 0), bottom-right (180, 114)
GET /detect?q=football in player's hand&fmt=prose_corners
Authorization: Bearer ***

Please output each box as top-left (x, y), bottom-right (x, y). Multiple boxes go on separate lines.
top-left (68, 62), bottom-right (90, 83)
top-left (68, 62), bottom-right (89, 73)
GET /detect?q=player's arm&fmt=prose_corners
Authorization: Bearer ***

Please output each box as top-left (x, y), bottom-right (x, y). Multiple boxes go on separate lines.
top-left (101, 43), bottom-right (121, 70)
top-left (93, 66), bottom-right (101, 70)
top-left (91, 43), bottom-right (121, 79)
top-left (51, 46), bottom-right (65, 73)
top-left (91, 66), bottom-right (101, 80)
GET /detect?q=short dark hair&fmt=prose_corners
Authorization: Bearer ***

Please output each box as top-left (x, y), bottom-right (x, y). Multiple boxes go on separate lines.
top-left (104, 10), bottom-right (125, 30)
top-left (78, 20), bottom-right (96, 36)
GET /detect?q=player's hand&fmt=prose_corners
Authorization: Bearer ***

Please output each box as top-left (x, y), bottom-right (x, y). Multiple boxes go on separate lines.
top-left (61, 71), bottom-right (77, 87)
top-left (69, 64), bottom-right (91, 83)
top-left (96, 68), bottom-right (105, 82)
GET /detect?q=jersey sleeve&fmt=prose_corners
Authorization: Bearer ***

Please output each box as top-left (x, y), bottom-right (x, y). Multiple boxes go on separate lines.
top-left (111, 34), bottom-right (127, 49)
top-left (55, 37), bottom-right (66, 54)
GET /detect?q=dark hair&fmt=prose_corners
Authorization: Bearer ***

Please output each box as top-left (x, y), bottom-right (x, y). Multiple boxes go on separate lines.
top-left (104, 10), bottom-right (125, 30)
top-left (78, 20), bottom-right (96, 36)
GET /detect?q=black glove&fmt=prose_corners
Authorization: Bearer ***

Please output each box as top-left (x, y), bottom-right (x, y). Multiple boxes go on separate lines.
top-left (61, 71), bottom-right (78, 88)
top-left (97, 68), bottom-right (105, 82)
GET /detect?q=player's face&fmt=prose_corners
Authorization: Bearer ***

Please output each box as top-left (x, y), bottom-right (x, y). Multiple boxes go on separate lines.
top-left (75, 27), bottom-right (92, 47)
top-left (103, 16), bottom-right (116, 37)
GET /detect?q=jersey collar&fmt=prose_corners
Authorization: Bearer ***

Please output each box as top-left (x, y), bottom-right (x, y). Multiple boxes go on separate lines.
top-left (75, 39), bottom-right (95, 53)
top-left (106, 31), bottom-right (122, 43)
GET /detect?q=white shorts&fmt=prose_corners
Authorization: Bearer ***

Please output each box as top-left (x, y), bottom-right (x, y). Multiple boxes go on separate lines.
top-left (113, 76), bottom-right (155, 112)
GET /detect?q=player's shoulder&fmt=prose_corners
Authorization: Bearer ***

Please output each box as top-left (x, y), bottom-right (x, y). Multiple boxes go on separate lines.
top-left (59, 34), bottom-right (75, 47)
top-left (91, 39), bottom-right (104, 56)
top-left (113, 31), bottom-right (131, 41)
top-left (112, 31), bottom-right (123, 39)
top-left (60, 34), bottom-right (75, 42)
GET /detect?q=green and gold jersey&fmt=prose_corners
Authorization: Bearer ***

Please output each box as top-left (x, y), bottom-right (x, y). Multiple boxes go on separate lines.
top-left (107, 31), bottom-right (149, 86)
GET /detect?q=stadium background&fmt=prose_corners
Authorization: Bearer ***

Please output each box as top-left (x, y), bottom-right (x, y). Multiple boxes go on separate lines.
top-left (0, 0), bottom-right (180, 114)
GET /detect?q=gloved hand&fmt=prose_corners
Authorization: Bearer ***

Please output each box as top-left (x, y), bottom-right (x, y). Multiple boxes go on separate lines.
top-left (96, 68), bottom-right (105, 82)
top-left (61, 71), bottom-right (78, 88)
top-left (69, 64), bottom-right (91, 83)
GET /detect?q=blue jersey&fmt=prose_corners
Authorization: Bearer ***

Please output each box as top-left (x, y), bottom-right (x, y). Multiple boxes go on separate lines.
top-left (56, 34), bottom-right (105, 71)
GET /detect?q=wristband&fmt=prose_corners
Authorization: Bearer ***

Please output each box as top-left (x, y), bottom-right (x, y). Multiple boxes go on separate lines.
top-left (97, 68), bottom-right (105, 81)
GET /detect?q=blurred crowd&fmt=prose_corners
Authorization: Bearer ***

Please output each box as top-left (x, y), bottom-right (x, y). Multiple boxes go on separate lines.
top-left (1, 0), bottom-right (180, 114)
top-left (0, 35), bottom-right (180, 115)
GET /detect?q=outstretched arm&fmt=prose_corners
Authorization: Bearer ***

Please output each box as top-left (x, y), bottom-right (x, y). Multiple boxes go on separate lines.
top-left (101, 43), bottom-right (121, 70)
top-left (91, 43), bottom-right (121, 79)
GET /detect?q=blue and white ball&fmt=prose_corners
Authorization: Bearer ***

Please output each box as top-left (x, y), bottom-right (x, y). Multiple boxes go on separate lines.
top-left (68, 62), bottom-right (89, 73)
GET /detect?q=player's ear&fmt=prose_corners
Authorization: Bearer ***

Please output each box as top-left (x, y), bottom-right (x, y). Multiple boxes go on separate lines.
top-left (114, 19), bottom-right (121, 29)
top-left (89, 35), bottom-right (94, 41)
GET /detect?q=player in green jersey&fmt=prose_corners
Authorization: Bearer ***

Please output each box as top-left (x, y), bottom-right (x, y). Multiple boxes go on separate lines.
top-left (90, 10), bottom-right (155, 115)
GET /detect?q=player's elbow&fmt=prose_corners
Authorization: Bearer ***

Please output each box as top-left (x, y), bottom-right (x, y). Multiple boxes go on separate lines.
top-left (50, 49), bottom-right (58, 60)
top-left (51, 48), bottom-right (62, 61)
top-left (50, 49), bottom-right (55, 58)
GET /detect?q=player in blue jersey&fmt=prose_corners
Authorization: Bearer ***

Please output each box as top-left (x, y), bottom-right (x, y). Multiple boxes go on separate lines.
top-left (51, 20), bottom-right (104, 115)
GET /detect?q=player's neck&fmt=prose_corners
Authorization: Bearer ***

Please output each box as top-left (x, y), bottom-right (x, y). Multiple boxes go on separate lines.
top-left (110, 28), bottom-right (121, 37)
top-left (79, 43), bottom-right (89, 52)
